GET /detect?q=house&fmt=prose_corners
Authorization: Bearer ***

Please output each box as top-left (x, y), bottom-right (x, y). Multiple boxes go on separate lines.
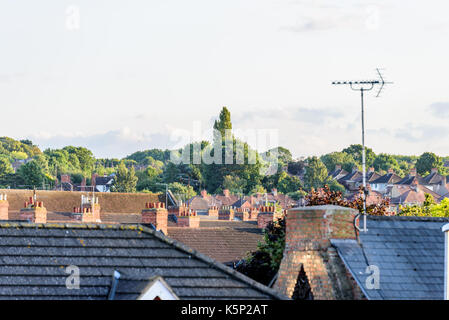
top-left (337, 168), bottom-right (363, 191)
top-left (370, 169), bottom-right (402, 193)
top-left (11, 158), bottom-right (32, 173)
top-left (92, 173), bottom-right (114, 192)
top-left (0, 221), bottom-right (286, 300)
top-left (421, 168), bottom-right (449, 195)
top-left (387, 182), bottom-right (443, 209)
top-left (328, 165), bottom-right (348, 181)
top-left (274, 205), bottom-right (448, 300)
top-left (396, 168), bottom-right (425, 187)
top-left (0, 190), bottom-right (265, 268)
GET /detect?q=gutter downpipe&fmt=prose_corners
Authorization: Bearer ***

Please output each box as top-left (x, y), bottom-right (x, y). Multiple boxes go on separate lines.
top-left (442, 223), bottom-right (449, 300)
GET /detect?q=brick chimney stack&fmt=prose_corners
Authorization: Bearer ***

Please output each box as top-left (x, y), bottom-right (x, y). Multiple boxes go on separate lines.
top-left (223, 189), bottom-right (230, 197)
top-left (388, 168), bottom-right (394, 174)
top-left (431, 168), bottom-right (438, 174)
top-left (0, 194), bottom-right (9, 220)
top-left (218, 206), bottom-right (234, 220)
top-left (368, 167), bottom-right (374, 173)
top-left (200, 190), bottom-right (208, 198)
top-left (177, 209), bottom-right (200, 228)
top-left (142, 202), bottom-right (168, 235)
top-left (20, 197), bottom-right (47, 223)
top-left (410, 168), bottom-right (417, 176)
top-left (61, 174), bottom-right (71, 183)
top-left (274, 205), bottom-right (361, 300)
top-left (257, 206), bottom-right (283, 229)
top-left (335, 164), bottom-right (342, 170)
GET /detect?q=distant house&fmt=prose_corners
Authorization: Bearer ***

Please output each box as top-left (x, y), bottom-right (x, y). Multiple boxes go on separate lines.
top-left (328, 165), bottom-right (348, 181)
top-left (421, 168), bottom-right (449, 194)
top-left (370, 169), bottom-right (402, 193)
top-left (11, 158), bottom-right (32, 173)
top-left (274, 205), bottom-right (449, 300)
top-left (92, 173), bottom-right (114, 192)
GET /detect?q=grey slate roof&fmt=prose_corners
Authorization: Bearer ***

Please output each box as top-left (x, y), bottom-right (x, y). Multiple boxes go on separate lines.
top-left (0, 222), bottom-right (286, 300)
top-left (396, 174), bottom-right (425, 186)
top-left (371, 173), bottom-right (402, 185)
top-left (331, 215), bottom-right (449, 300)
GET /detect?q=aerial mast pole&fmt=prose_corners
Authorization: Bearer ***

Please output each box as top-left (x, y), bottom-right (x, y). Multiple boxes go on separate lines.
top-left (332, 69), bottom-right (392, 232)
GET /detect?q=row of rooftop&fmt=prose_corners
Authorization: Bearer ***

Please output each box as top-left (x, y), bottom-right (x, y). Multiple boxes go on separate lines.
top-left (329, 166), bottom-right (449, 210)
top-left (1, 188), bottom-right (449, 300)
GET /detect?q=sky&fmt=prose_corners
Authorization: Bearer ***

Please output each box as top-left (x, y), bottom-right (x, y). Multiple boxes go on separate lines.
top-left (1, 0), bottom-right (449, 159)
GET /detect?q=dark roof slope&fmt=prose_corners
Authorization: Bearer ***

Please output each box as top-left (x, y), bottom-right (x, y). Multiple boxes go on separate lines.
top-left (168, 225), bottom-right (263, 265)
top-left (371, 173), bottom-right (402, 185)
top-left (332, 215), bottom-right (449, 300)
top-left (422, 172), bottom-right (448, 185)
top-left (0, 222), bottom-right (285, 300)
top-left (396, 175), bottom-right (425, 186)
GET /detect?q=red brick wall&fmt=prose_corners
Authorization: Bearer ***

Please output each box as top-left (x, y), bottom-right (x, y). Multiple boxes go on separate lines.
top-left (257, 212), bottom-right (273, 229)
top-left (0, 200), bottom-right (9, 220)
top-left (20, 207), bottom-right (47, 223)
top-left (208, 206), bottom-right (219, 217)
top-left (177, 216), bottom-right (200, 228)
top-left (141, 208), bottom-right (168, 235)
top-left (218, 209), bottom-right (234, 220)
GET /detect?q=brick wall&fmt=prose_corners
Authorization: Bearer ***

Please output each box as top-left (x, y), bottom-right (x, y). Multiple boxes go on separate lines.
top-left (0, 195), bottom-right (9, 220)
top-left (218, 207), bottom-right (234, 220)
top-left (257, 212), bottom-right (273, 229)
top-left (274, 205), bottom-right (361, 300)
top-left (208, 206), bottom-right (219, 217)
top-left (141, 202), bottom-right (168, 235)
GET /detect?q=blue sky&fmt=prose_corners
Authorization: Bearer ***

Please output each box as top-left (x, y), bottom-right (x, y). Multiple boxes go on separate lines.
top-left (1, 0), bottom-right (448, 158)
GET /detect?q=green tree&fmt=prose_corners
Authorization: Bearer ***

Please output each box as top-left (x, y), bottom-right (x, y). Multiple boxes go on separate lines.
top-left (17, 160), bottom-right (49, 187)
top-left (222, 175), bottom-right (247, 194)
top-left (277, 171), bottom-right (302, 194)
top-left (111, 162), bottom-right (138, 193)
top-left (0, 157), bottom-right (13, 178)
top-left (303, 157), bottom-right (328, 190)
top-left (169, 182), bottom-right (197, 201)
top-left (213, 106), bottom-right (232, 136)
top-left (373, 153), bottom-right (402, 175)
top-left (342, 144), bottom-right (376, 167)
top-left (321, 151), bottom-right (357, 173)
top-left (416, 152), bottom-right (443, 176)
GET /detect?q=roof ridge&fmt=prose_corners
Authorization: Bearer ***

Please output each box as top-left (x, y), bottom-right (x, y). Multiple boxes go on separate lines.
top-left (368, 215), bottom-right (449, 222)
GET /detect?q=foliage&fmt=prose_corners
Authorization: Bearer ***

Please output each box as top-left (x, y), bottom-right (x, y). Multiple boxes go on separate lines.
top-left (305, 185), bottom-right (391, 216)
top-left (17, 160), bottom-right (52, 188)
top-left (276, 171), bottom-right (302, 194)
top-left (342, 144), bottom-right (376, 167)
top-left (235, 218), bottom-right (286, 286)
top-left (303, 156), bottom-right (328, 191)
top-left (373, 153), bottom-right (403, 176)
top-left (168, 182), bottom-right (197, 200)
top-left (320, 151), bottom-right (357, 173)
top-left (222, 175), bottom-right (247, 194)
top-left (398, 194), bottom-right (449, 217)
top-left (111, 162), bottom-right (138, 193)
